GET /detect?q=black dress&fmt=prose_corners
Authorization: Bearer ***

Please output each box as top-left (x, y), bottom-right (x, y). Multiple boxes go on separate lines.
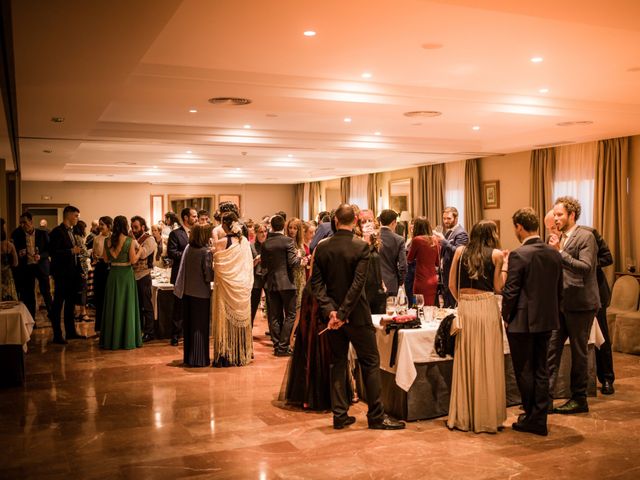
top-left (365, 248), bottom-right (386, 315)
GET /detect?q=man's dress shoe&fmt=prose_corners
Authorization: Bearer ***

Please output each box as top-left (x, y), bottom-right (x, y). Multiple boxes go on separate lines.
top-left (333, 416), bottom-right (356, 430)
top-left (601, 380), bottom-right (615, 395)
top-left (368, 416), bottom-right (406, 430)
top-left (553, 398), bottom-right (589, 415)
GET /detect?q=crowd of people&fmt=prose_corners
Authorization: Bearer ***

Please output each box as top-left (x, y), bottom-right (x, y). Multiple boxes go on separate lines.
top-left (0, 193), bottom-right (616, 435)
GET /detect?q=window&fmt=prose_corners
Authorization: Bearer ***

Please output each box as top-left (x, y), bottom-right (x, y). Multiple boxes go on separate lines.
top-left (349, 174), bottom-right (369, 210)
top-left (553, 142), bottom-right (596, 226)
top-left (444, 160), bottom-right (465, 228)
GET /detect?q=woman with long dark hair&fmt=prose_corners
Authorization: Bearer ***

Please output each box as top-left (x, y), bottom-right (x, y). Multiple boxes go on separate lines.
top-left (73, 220), bottom-right (91, 322)
top-left (447, 220), bottom-right (506, 433)
top-left (250, 222), bottom-right (267, 327)
top-left (407, 217), bottom-right (440, 306)
top-left (100, 215), bottom-right (143, 350)
top-left (92, 216), bottom-right (112, 334)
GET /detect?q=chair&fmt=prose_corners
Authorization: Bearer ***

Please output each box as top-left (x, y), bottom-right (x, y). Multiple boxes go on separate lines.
top-left (606, 275), bottom-right (640, 352)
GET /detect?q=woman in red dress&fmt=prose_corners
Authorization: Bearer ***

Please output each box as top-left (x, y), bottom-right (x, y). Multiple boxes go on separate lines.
top-left (407, 217), bottom-right (440, 305)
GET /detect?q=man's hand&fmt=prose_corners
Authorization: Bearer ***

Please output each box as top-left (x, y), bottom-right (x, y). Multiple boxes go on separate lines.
top-left (548, 234), bottom-right (560, 251)
top-left (72, 246), bottom-right (82, 254)
top-left (328, 311), bottom-right (345, 330)
top-left (34, 254), bottom-right (41, 262)
top-left (432, 231), bottom-right (445, 240)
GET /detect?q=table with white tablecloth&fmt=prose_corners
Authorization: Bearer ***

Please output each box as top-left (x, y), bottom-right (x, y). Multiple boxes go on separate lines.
top-left (355, 307), bottom-right (603, 421)
top-left (0, 302), bottom-right (35, 387)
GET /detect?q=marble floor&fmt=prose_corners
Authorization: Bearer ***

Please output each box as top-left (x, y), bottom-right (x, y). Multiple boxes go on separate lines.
top-left (2, 311), bottom-right (640, 480)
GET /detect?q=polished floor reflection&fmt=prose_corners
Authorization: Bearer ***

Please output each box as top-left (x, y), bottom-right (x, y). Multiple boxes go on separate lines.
top-left (2, 311), bottom-right (640, 479)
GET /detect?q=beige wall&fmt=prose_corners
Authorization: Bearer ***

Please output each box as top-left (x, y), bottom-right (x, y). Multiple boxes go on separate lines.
top-left (630, 136), bottom-right (640, 267)
top-left (21, 181), bottom-right (295, 226)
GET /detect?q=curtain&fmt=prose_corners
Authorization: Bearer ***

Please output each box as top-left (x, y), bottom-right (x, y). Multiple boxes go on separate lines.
top-left (340, 177), bottom-right (351, 204)
top-left (349, 174), bottom-right (368, 209)
top-left (464, 158), bottom-right (482, 232)
top-left (417, 164), bottom-right (445, 225)
top-left (367, 173), bottom-right (377, 214)
top-left (445, 160), bottom-right (465, 228)
top-left (554, 142), bottom-right (597, 226)
top-left (594, 137), bottom-right (631, 285)
top-left (308, 181), bottom-right (320, 221)
top-left (293, 183), bottom-right (304, 219)
top-left (302, 182), bottom-right (310, 220)
top-left (529, 148), bottom-right (556, 236)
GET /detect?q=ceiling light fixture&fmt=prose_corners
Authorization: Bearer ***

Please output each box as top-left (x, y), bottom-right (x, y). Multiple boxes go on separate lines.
top-left (208, 97), bottom-right (252, 105)
top-left (188, 109), bottom-right (198, 113)
top-left (153, 166), bottom-right (158, 169)
top-left (287, 154), bottom-right (293, 158)
top-left (374, 132), bottom-right (381, 136)
top-left (51, 116), bottom-right (65, 123)
top-left (303, 30), bottom-right (316, 37)
top-left (344, 117), bottom-right (352, 123)
top-left (538, 88), bottom-right (549, 93)
top-left (556, 120), bottom-right (593, 127)
top-left (186, 150), bottom-right (192, 154)
top-left (403, 110), bottom-right (442, 117)
top-left (361, 72), bottom-right (372, 79)
top-left (243, 124), bottom-right (251, 129)
top-left (530, 56), bottom-right (544, 63)
top-left (472, 125), bottom-right (480, 131)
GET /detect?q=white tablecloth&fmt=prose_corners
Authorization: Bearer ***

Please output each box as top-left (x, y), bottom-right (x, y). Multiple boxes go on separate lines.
top-left (0, 302), bottom-right (35, 352)
top-left (373, 308), bottom-right (605, 393)
top-left (151, 279), bottom-right (174, 319)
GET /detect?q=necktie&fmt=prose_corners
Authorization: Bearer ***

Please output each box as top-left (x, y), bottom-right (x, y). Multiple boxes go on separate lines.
top-left (559, 233), bottom-right (567, 251)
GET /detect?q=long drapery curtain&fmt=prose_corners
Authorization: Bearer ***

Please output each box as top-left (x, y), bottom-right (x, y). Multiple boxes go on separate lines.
top-left (445, 160), bottom-right (465, 229)
top-left (340, 177), bottom-right (351, 204)
top-left (308, 181), bottom-right (320, 221)
top-left (349, 174), bottom-right (368, 209)
top-left (464, 158), bottom-right (482, 232)
top-left (554, 142), bottom-right (597, 227)
top-left (418, 164), bottom-right (445, 225)
top-left (293, 183), bottom-right (304, 219)
top-left (368, 173), bottom-right (377, 214)
top-left (594, 137), bottom-right (631, 285)
top-left (529, 148), bottom-right (556, 236)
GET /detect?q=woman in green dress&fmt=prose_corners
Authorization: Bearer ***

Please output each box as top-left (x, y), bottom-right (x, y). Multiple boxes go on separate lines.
top-left (100, 215), bottom-right (142, 350)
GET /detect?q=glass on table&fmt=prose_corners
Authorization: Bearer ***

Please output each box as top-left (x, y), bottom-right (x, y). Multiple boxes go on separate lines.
top-left (414, 294), bottom-right (424, 321)
top-left (386, 296), bottom-right (397, 317)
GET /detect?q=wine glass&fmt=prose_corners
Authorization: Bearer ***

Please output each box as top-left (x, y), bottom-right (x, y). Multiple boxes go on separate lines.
top-left (414, 294), bottom-right (424, 321)
top-left (396, 293), bottom-right (408, 315)
top-left (386, 296), bottom-right (397, 317)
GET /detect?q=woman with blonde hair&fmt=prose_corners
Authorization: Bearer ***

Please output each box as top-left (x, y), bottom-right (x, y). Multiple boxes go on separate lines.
top-left (447, 220), bottom-right (506, 433)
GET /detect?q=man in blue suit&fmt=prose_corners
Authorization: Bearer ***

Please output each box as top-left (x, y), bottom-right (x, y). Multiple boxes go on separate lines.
top-left (434, 206), bottom-right (468, 307)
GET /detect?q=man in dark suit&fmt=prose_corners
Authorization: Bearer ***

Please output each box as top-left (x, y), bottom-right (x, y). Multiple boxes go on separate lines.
top-left (434, 206), bottom-right (469, 307)
top-left (378, 209), bottom-right (407, 297)
top-left (260, 215), bottom-right (302, 356)
top-left (309, 211), bottom-right (333, 252)
top-left (311, 204), bottom-right (405, 430)
top-left (547, 196), bottom-right (600, 414)
top-left (48, 205), bottom-right (83, 344)
top-left (11, 211), bottom-right (53, 322)
top-left (502, 208), bottom-right (563, 436)
top-left (167, 207), bottom-right (197, 346)
top-left (580, 226), bottom-right (615, 395)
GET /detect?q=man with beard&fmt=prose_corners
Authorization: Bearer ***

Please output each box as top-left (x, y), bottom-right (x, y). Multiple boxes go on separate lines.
top-left (131, 216), bottom-right (157, 342)
top-left (434, 206), bottom-right (469, 307)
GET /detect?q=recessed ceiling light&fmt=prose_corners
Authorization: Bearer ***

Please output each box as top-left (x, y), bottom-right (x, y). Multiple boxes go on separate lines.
top-left (243, 124), bottom-right (251, 129)
top-left (235, 168), bottom-right (241, 171)
top-left (403, 110), bottom-right (442, 117)
top-left (188, 109), bottom-right (197, 113)
top-left (472, 125), bottom-right (480, 131)
top-left (287, 154), bottom-right (293, 158)
top-left (530, 57), bottom-right (544, 63)
top-left (51, 116), bottom-right (65, 123)
top-left (186, 150), bottom-right (192, 154)
top-left (421, 43), bottom-right (444, 50)
top-left (303, 30), bottom-right (316, 37)
top-left (374, 132), bottom-right (381, 136)
top-left (538, 88), bottom-right (549, 94)
top-left (361, 72), bottom-right (372, 79)
top-left (344, 117), bottom-right (352, 123)
top-left (556, 120), bottom-right (594, 127)
top-left (153, 165), bottom-right (158, 169)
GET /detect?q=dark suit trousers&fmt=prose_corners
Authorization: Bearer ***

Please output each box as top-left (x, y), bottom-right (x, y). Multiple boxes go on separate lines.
top-left (266, 289), bottom-right (296, 352)
top-left (442, 285), bottom-right (456, 309)
top-left (250, 287), bottom-right (263, 328)
top-left (172, 294), bottom-right (183, 339)
top-left (595, 305), bottom-right (615, 384)
top-left (92, 261), bottom-right (109, 332)
top-left (327, 323), bottom-right (385, 423)
top-left (51, 273), bottom-right (78, 338)
top-left (548, 309), bottom-right (596, 400)
top-left (136, 275), bottom-right (154, 336)
top-left (508, 331), bottom-right (551, 429)
top-left (16, 264), bottom-right (52, 320)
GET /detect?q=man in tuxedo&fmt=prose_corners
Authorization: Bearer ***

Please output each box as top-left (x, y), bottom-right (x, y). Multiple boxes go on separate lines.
top-left (48, 205), bottom-right (83, 344)
top-left (11, 211), bottom-right (53, 322)
top-left (260, 215), bottom-right (302, 356)
top-left (167, 207), bottom-right (197, 346)
top-left (378, 209), bottom-right (407, 297)
top-left (311, 204), bottom-right (405, 430)
top-left (131, 216), bottom-right (158, 342)
top-left (434, 206), bottom-right (469, 307)
top-left (548, 196), bottom-right (600, 414)
top-left (502, 208), bottom-right (563, 436)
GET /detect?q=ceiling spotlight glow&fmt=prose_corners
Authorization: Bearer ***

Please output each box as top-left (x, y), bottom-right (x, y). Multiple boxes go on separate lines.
top-left (539, 88), bottom-right (549, 93)
top-left (530, 57), bottom-right (543, 63)
top-left (472, 125), bottom-right (480, 131)
top-left (343, 117), bottom-right (352, 123)
top-left (361, 72), bottom-right (372, 79)
top-left (243, 124), bottom-right (251, 129)
top-left (374, 132), bottom-right (381, 136)
top-left (188, 109), bottom-right (197, 113)
top-left (186, 150), bottom-right (192, 154)
top-left (287, 154), bottom-right (293, 158)
top-left (303, 30), bottom-right (316, 37)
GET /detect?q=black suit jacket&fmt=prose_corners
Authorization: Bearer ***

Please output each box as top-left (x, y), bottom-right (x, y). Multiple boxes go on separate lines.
top-left (310, 229), bottom-right (372, 326)
top-left (559, 226), bottom-right (600, 312)
top-left (260, 232), bottom-right (300, 291)
top-left (579, 226), bottom-right (613, 307)
top-left (11, 227), bottom-right (51, 274)
top-left (167, 226), bottom-right (189, 284)
top-left (48, 223), bottom-right (77, 276)
top-left (378, 227), bottom-right (407, 295)
top-left (440, 224), bottom-right (469, 285)
top-left (502, 237), bottom-right (563, 333)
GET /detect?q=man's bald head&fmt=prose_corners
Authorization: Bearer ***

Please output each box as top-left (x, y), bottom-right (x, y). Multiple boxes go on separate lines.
top-left (544, 209), bottom-right (559, 236)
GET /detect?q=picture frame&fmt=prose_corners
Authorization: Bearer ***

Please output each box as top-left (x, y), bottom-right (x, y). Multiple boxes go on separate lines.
top-left (388, 178), bottom-right (413, 217)
top-left (218, 194), bottom-right (242, 214)
top-left (482, 180), bottom-right (500, 209)
top-left (150, 194), bottom-right (164, 225)
top-left (167, 194), bottom-right (216, 217)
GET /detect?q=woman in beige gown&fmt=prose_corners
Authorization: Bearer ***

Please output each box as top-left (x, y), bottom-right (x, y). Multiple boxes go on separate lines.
top-left (447, 220), bottom-right (506, 434)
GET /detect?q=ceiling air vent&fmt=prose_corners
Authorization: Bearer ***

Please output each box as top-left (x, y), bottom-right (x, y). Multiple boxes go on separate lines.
top-left (556, 120), bottom-right (593, 127)
top-left (533, 141), bottom-right (575, 148)
top-left (403, 111), bottom-right (442, 117)
top-left (208, 97), bottom-right (252, 106)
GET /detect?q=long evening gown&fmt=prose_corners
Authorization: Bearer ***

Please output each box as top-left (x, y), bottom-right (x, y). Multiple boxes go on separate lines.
top-left (407, 235), bottom-right (440, 306)
top-left (100, 237), bottom-right (142, 350)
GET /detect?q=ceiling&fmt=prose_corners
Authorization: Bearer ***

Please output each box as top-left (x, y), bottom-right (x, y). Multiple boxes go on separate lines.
top-left (12, 0), bottom-right (640, 184)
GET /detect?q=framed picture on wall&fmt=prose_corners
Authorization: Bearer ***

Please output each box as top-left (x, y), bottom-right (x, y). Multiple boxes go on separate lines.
top-left (150, 195), bottom-right (164, 225)
top-left (482, 180), bottom-right (500, 209)
top-left (218, 194), bottom-right (242, 213)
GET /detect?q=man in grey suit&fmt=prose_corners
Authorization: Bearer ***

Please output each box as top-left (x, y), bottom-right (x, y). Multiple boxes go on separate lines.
top-left (260, 215), bottom-right (303, 356)
top-left (434, 206), bottom-right (469, 307)
top-left (502, 208), bottom-right (563, 436)
top-left (377, 209), bottom-right (407, 297)
top-left (547, 196), bottom-right (600, 414)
